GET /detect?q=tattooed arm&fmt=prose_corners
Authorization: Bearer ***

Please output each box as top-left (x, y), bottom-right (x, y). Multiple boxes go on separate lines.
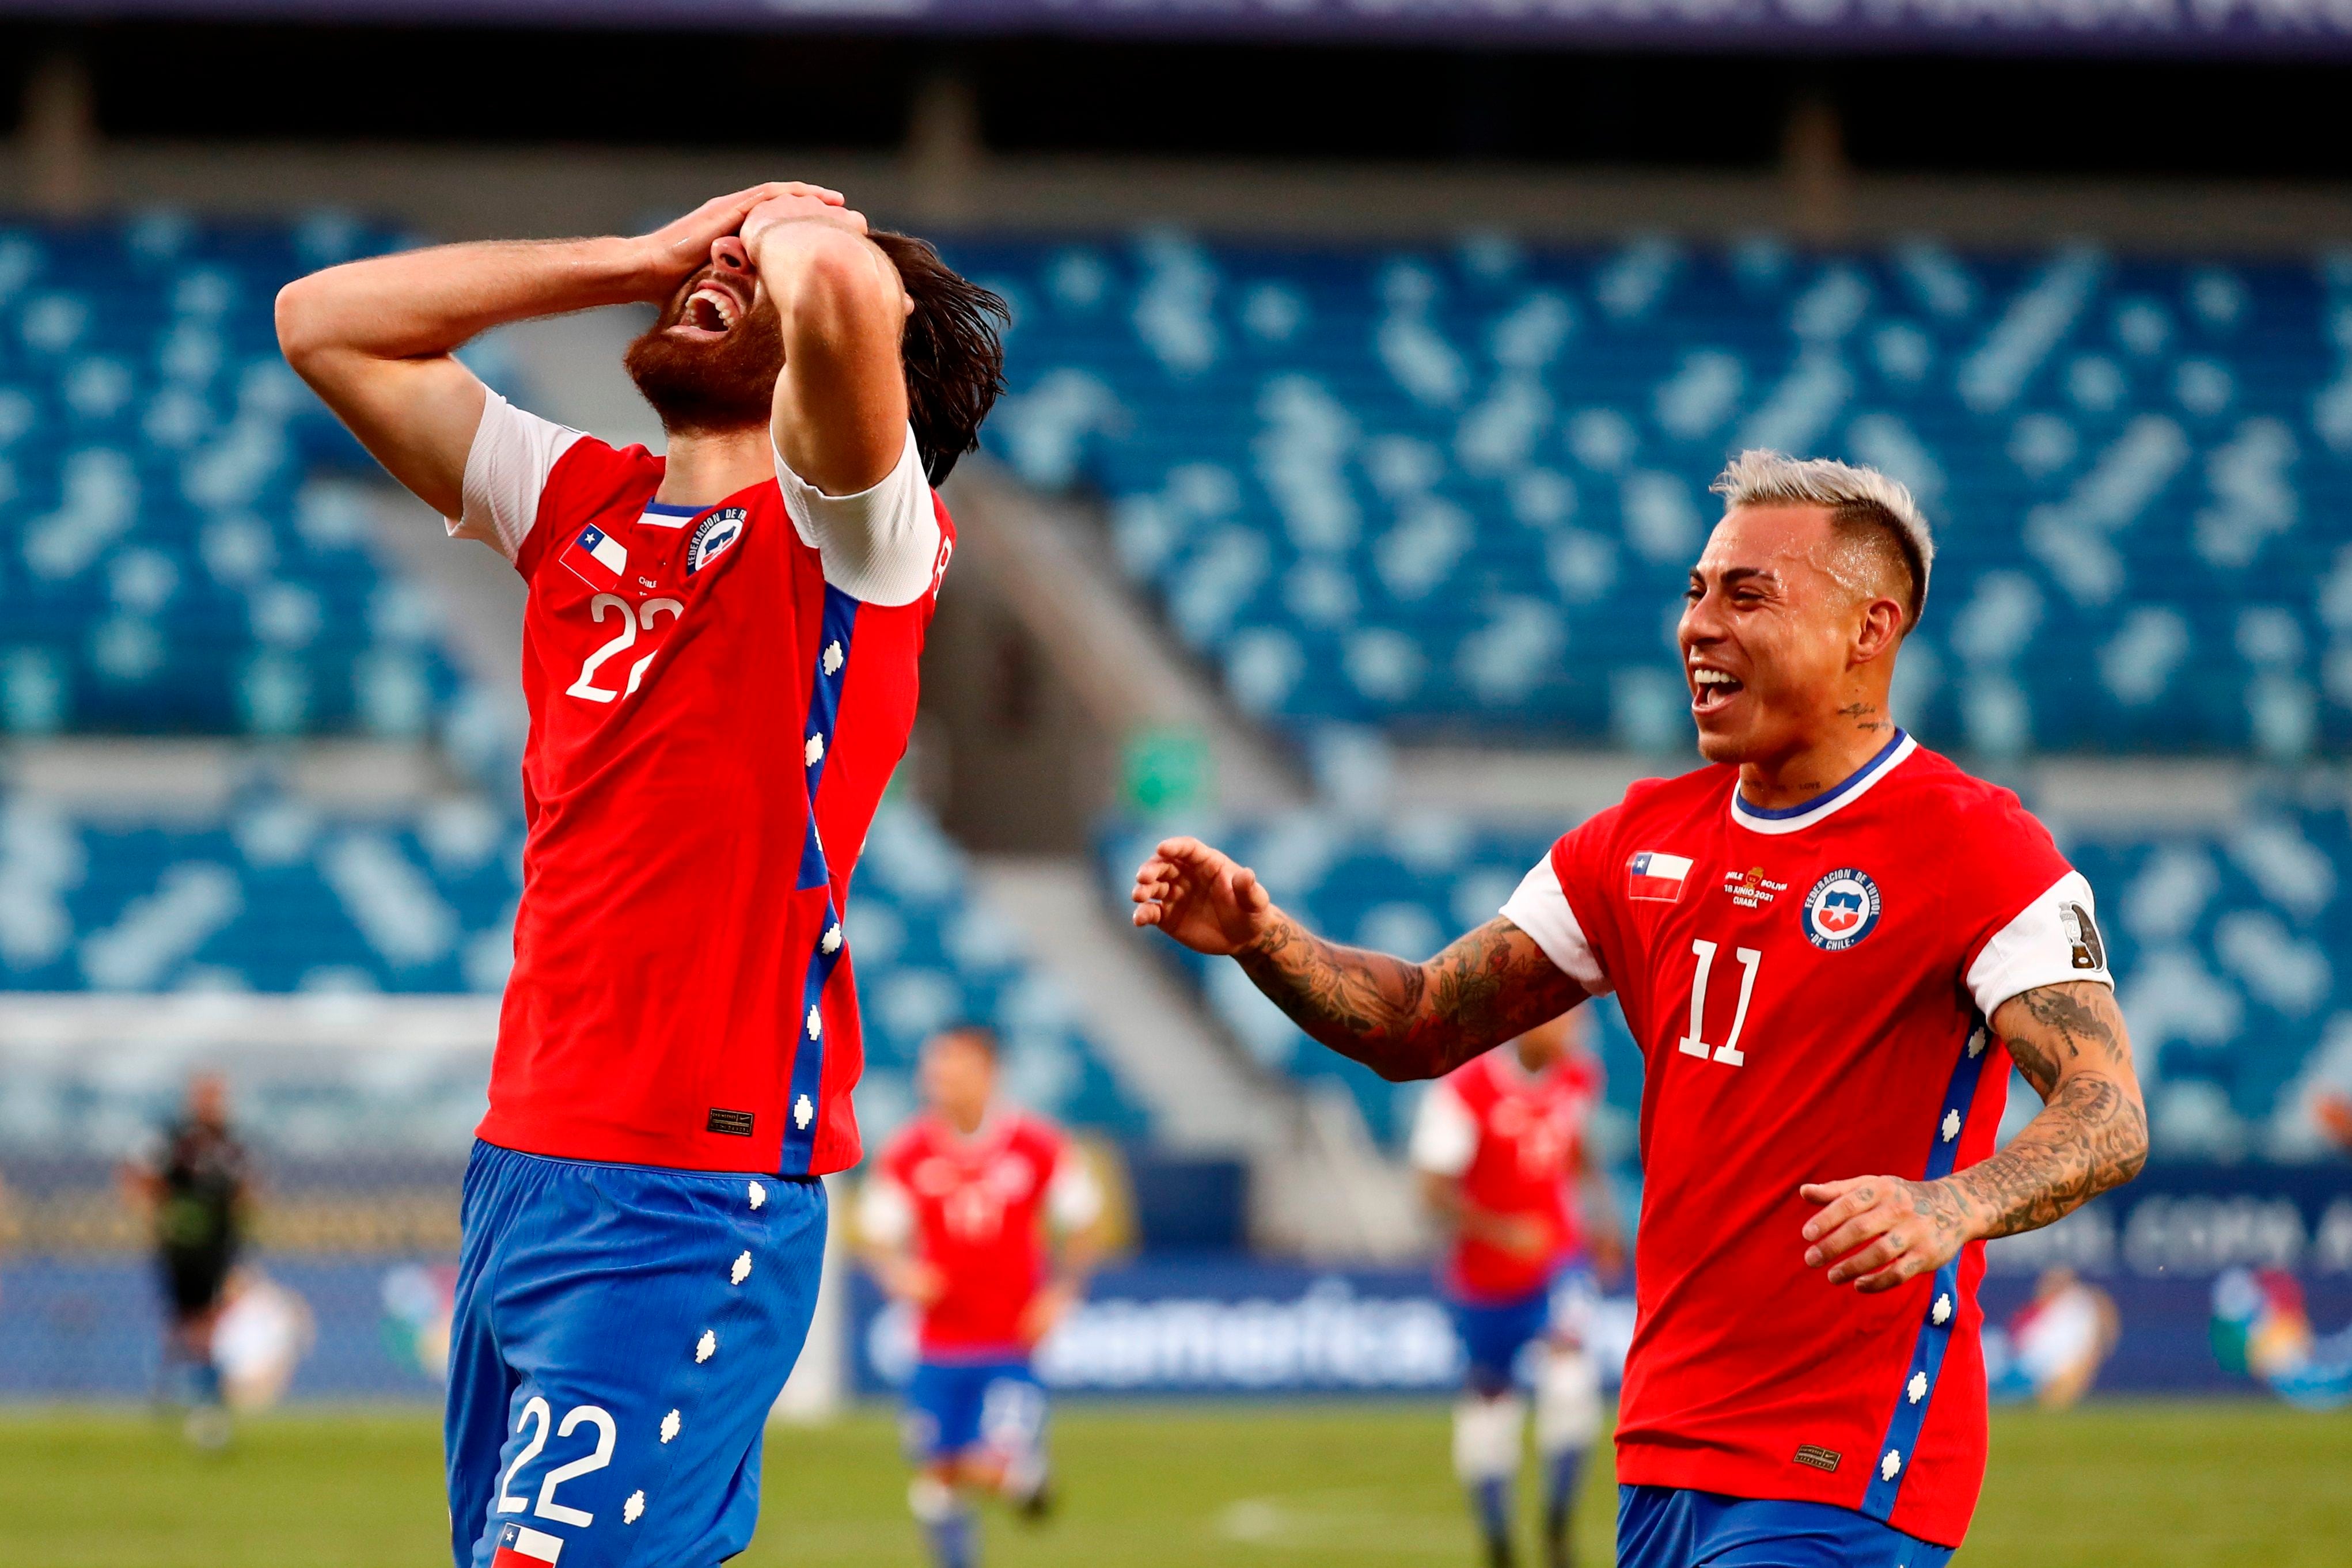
top-left (1798, 980), bottom-right (2147, 1293)
top-left (1129, 837), bottom-right (1587, 1080)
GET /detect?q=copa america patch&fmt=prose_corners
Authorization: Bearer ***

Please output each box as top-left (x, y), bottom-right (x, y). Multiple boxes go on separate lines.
top-left (686, 506), bottom-right (748, 575)
top-left (1801, 868), bottom-right (1882, 951)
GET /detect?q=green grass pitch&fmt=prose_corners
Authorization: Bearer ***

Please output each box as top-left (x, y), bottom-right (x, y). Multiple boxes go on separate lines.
top-left (2, 1402), bottom-right (2345, 1566)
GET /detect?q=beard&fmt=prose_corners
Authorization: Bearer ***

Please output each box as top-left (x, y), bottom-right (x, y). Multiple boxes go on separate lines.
top-left (623, 287), bottom-right (784, 436)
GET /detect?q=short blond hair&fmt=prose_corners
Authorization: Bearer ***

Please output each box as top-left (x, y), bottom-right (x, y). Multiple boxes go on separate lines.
top-left (1710, 449), bottom-right (1936, 629)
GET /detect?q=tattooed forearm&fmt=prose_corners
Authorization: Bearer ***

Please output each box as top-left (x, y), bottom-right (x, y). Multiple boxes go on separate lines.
top-left (1938, 982), bottom-right (2148, 1242)
top-left (1235, 914), bottom-right (1585, 1081)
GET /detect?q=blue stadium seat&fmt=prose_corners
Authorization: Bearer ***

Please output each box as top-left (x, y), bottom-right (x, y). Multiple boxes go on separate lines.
top-left (949, 234), bottom-right (2352, 756)
top-left (0, 791), bottom-right (1152, 1147)
top-left (1, 213), bottom-right (466, 737)
top-left (1105, 807), bottom-right (2352, 1161)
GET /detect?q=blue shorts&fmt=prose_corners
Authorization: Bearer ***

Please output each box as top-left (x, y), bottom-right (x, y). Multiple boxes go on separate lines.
top-left (445, 1140), bottom-right (826, 1568)
top-left (1451, 1286), bottom-right (1553, 1394)
top-left (902, 1358), bottom-right (1048, 1465)
top-left (1449, 1267), bottom-right (1595, 1395)
top-left (1615, 1486), bottom-right (1956, 1568)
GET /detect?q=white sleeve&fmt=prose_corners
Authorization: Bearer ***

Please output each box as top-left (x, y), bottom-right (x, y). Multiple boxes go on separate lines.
top-left (773, 423), bottom-right (941, 607)
top-left (1046, 1150), bottom-right (1105, 1232)
top-left (1408, 1080), bottom-right (1479, 1176)
top-left (857, 1173), bottom-right (915, 1248)
top-left (1499, 854), bottom-right (1612, 996)
top-left (1966, 870), bottom-right (2114, 1020)
top-left (447, 390), bottom-right (584, 562)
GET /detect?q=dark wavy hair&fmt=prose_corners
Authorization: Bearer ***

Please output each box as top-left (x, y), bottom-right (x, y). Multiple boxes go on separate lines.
top-left (870, 232), bottom-right (1008, 487)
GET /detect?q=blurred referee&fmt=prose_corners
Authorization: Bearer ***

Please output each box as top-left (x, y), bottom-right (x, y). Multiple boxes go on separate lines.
top-left (120, 1071), bottom-right (252, 1450)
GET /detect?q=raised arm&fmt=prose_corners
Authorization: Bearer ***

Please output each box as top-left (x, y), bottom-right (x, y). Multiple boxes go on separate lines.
top-left (275, 183), bottom-right (831, 517)
top-left (1800, 980), bottom-right (2148, 1293)
top-left (742, 196), bottom-right (912, 497)
top-left (1131, 837), bottom-right (1588, 1081)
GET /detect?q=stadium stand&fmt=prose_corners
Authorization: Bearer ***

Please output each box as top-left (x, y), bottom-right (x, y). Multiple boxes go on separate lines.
top-left (958, 234), bottom-right (2352, 757)
top-left (0, 789), bottom-right (1152, 1152)
top-left (0, 213), bottom-right (480, 738)
top-left (1105, 807), bottom-right (2352, 1163)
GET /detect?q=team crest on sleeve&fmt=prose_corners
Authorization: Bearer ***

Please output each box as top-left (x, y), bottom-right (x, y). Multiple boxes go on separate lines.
top-left (686, 507), bottom-right (748, 575)
top-left (1801, 868), bottom-right (1881, 951)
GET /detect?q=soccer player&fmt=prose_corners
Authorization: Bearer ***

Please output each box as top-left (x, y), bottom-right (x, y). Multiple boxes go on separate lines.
top-left (119, 1070), bottom-right (252, 1449)
top-left (1131, 451), bottom-right (2149, 1567)
top-left (858, 1025), bottom-right (1105, 1568)
top-left (1411, 1009), bottom-right (1621, 1568)
top-left (278, 183), bottom-right (1006, 1567)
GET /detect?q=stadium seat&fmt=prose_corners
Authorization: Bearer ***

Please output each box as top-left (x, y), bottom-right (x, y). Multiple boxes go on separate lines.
top-left (1104, 807), bottom-right (2352, 1161)
top-left (0, 791), bottom-right (1152, 1152)
top-left (949, 235), bottom-right (2352, 756)
top-left (1, 214), bottom-right (466, 737)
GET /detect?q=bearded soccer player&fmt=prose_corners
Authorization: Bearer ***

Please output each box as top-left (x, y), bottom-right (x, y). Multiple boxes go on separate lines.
top-left (1411, 1010), bottom-right (1621, 1568)
top-left (278, 183), bottom-right (1006, 1568)
top-left (858, 1026), bottom-right (1104, 1568)
top-left (1132, 452), bottom-right (2148, 1568)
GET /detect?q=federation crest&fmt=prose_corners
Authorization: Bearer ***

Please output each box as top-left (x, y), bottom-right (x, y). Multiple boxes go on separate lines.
top-left (686, 507), bottom-right (748, 575)
top-left (1801, 868), bottom-right (1881, 951)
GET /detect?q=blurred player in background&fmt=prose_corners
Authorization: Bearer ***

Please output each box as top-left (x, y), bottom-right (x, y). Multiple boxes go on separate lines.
top-left (859, 1024), bottom-right (1105, 1568)
top-left (278, 183), bottom-right (1005, 1567)
top-left (1412, 1009), bottom-right (1621, 1568)
top-left (1133, 452), bottom-right (2149, 1567)
top-left (119, 1070), bottom-right (252, 1450)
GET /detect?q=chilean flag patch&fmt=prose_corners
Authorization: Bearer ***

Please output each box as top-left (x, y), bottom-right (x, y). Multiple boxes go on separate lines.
top-left (561, 525), bottom-right (627, 593)
top-left (492, 1523), bottom-right (564, 1566)
top-left (1626, 851), bottom-right (1694, 902)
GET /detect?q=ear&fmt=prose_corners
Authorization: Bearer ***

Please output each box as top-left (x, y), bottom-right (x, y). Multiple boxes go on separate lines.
top-left (1852, 595), bottom-right (1906, 666)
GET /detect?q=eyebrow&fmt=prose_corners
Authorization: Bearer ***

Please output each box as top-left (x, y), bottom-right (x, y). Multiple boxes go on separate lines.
top-left (1693, 565), bottom-right (1782, 590)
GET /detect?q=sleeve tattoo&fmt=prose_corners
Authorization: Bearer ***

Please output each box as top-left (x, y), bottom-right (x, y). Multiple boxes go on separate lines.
top-left (1232, 914), bottom-right (1588, 1081)
top-left (1930, 980), bottom-right (2149, 1243)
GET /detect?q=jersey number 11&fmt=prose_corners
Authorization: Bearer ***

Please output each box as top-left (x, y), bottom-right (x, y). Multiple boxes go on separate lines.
top-left (1678, 939), bottom-right (1761, 1068)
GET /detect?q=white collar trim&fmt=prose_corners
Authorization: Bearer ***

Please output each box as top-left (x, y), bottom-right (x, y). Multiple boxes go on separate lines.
top-left (1729, 731), bottom-right (1918, 837)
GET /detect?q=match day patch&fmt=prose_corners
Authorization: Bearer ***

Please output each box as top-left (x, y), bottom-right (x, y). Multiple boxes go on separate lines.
top-left (2060, 900), bottom-right (2106, 971)
top-left (686, 507), bottom-right (748, 576)
top-left (1801, 868), bottom-right (1881, 951)
top-left (493, 1523), bottom-right (563, 1566)
top-left (1626, 851), bottom-right (1693, 903)
top-left (1792, 1444), bottom-right (1842, 1473)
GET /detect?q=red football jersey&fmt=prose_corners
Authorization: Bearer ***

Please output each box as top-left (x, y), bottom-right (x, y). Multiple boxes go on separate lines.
top-left (862, 1109), bottom-right (1102, 1358)
top-left (1499, 732), bottom-right (2112, 1548)
top-left (1410, 1046), bottom-right (1603, 1303)
top-left (452, 394), bottom-right (952, 1176)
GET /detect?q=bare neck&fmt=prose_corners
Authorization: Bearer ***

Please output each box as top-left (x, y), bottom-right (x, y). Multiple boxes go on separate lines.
top-left (1735, 702), bottom-right (1902, 810)
top-left (653, 425), bottom-right (772, 509)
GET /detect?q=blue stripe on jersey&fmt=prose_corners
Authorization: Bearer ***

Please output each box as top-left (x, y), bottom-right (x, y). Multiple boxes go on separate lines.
top-left (641, 499), bottom-right (705, 518)
top-left (796, 587), bottom-right (860, 892)
top-left (782, 586), bottom-right (862, 1174)
top-left (1860, 1023), bottom-right (1994, 1523)
top-left (1735, 728), bottom-right (1907, 821)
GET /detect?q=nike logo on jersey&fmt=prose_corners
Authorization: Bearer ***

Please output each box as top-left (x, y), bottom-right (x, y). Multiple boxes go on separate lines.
top-left (1627, 852), bottom-right (1693, 902)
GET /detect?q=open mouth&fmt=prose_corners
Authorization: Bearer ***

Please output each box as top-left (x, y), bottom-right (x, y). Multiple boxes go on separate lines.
top-left (1689, 665), bottom-right (1746, 716)
top-left (672, 277), bottom-right (745, 340)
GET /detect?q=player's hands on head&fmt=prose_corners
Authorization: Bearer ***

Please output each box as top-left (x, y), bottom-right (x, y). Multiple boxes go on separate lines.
top-left (1798, 1175), bottom-right (1972, 1293)
top-left (1129, 837), bottom-right (1276, 956)
top-left (632, 182), bottom-right (845, 298)
top-left (740, 192), bottom-right (872, 259)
